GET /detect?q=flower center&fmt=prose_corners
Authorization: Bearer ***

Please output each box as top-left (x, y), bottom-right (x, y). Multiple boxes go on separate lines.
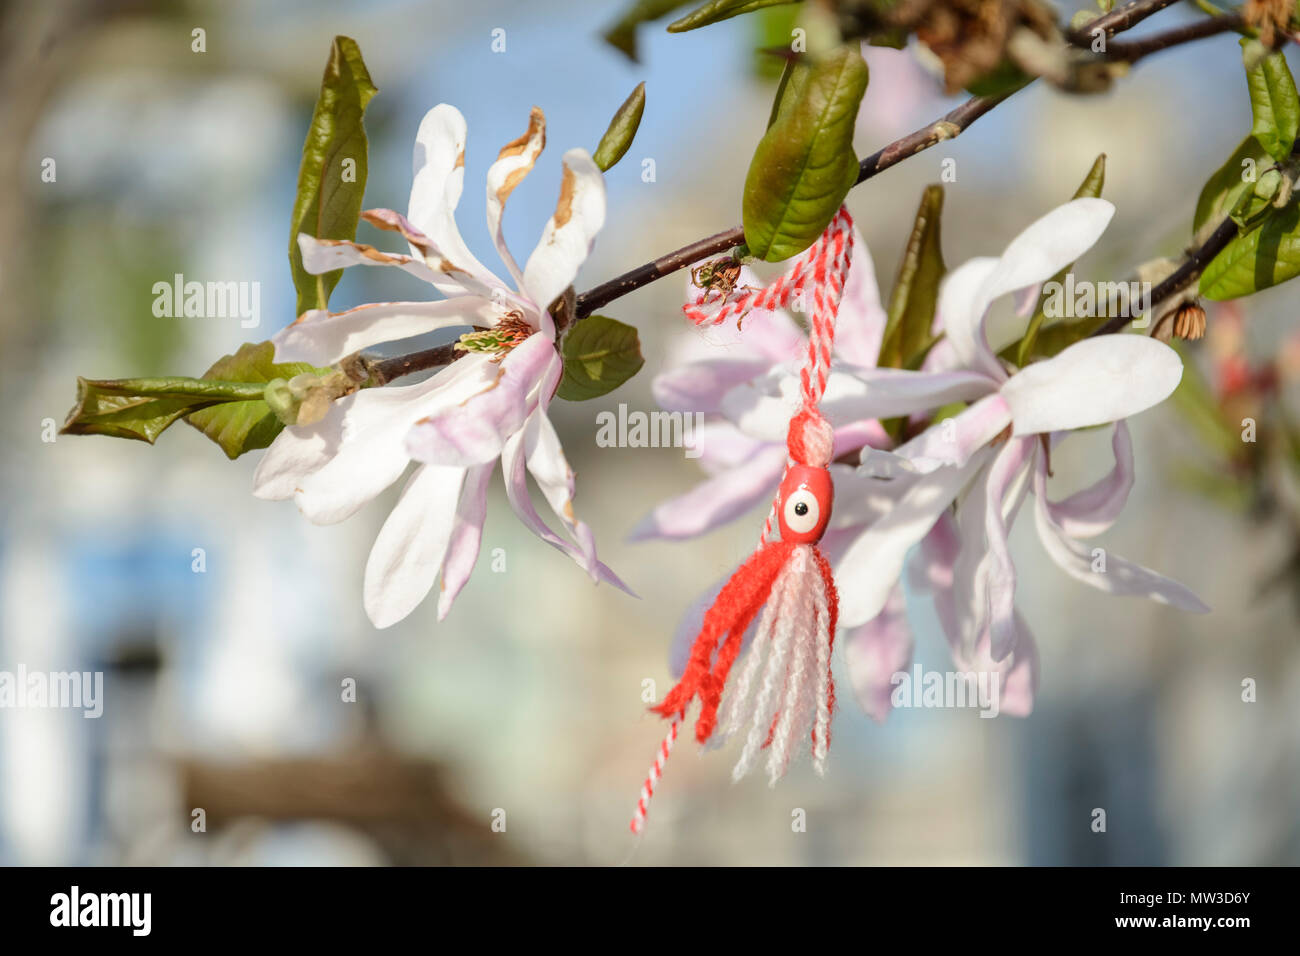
top-left (454, 311), bottom-right (536, 359)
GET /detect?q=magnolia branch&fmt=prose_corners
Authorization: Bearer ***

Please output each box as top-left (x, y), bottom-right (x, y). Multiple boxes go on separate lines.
top-left (368, 6), bottom-right (1248, 385)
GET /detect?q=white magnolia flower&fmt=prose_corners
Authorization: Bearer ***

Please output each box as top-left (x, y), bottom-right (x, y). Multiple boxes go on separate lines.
top-left (254, 104), bottom-right (630, 628)
top-left (828, 198), bottom-right (1208, 711)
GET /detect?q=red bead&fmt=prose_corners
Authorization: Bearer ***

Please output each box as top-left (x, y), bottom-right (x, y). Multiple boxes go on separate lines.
top-left (777, 464), bottom-right (833, 543)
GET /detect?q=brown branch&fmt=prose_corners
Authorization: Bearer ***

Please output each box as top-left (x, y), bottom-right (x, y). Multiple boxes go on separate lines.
top-left (1066, 0), bottom-right (1181, 43)
top-left (1100, 13), bottom-right (1244, 61)
top-left (1091, 216), bottom-right (1241, 337)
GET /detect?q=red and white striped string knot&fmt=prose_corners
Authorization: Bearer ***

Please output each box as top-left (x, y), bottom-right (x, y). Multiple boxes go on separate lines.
top-left (787, 409), bottom-right (834, 469)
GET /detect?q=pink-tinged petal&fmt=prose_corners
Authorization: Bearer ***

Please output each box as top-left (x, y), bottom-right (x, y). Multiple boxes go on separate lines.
top-left (997, 615), bottom-right (1039, 717)
top-left (1031, 465), bottom-right (1210, 612)
top-left (828, 461), bottom-right (913, 530)
top-left (1048, 421), bottom-right (1133, 538)
top-left (363, 463), bottom-right (466, 628)
top-left (822, 365), bottom-right (996, 423)
top-left (832, 418), bottom-right (892, 458)
top-left (1002, 335), bottom-right (1183, 436)
top-left (835, 450), bottom-right (990, 627)
top-left (500, 427), bottom-right (636, 595)
top-left (1013, 283), bottom-right (1040, 318)
top-left (436, 462), bottom-right (493, 621)
top-left (652, 357), bottom-right (773, 414)
top-left (691, 421), bottom-right (767, 476)
top-left (833, 227), bottom-right (888, 368)
top-left (297, 234), bottom-right (442, 286)
top-left (894, 393), bottom-right (1012, 469)
top-left (486, 107), bottom-right (546, 288)
top-left (843, 585), bottom-right (913, 722)
top-left (252, 405), bottom-right (345, 501)
top-left (629, 444), bottom-right (788, 541)
top-left (524, 409), bottom-right (598, 573)
top-left (522, 148), bottom-right (606, 312)
top-left (293, 355), bottom-right (495, 524)
top-left (683, 264), bottom-right (805, 363)
top-left (937, 256), bottom-right (1001, 379)
top-left (980, 437), bottom-right (1036, 660)
top-left (272, 297), bottom-right (494, 367)
top-left (404, 332), bottom-right (555, 467)
top-left (408, 104), bottom-right (507, 291)
top-left (718, 369), bottom-right (799, 442)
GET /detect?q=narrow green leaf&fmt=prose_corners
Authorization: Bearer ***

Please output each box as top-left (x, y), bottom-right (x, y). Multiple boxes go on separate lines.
top-left (743, 45), bottom-right (868, 262)
top-left (1200, 201), bottom-right (1300, 300)
top-left (1243, 38), bottom-right (1300, 163)
top-left (603, 0), bottom-right (693, 60)
top-left (668, 0), bottom-right (802, 32)
top-left (878, 185), bottom-right (946, 370)
top-left (288, 36), bottom-right (377, 316)
top-left (185, 342), bottom-right (325, 459)
top-left (61, 377), bottom-right (267, 445)
top-left (1017, 154), bottom-right (1106, 365)
top-left (557, 316), bottom-right (645, 400)
top-left (593, 82), bottom-right (646, 172)
top-left (1193, 135), bottom-right (1272, 239)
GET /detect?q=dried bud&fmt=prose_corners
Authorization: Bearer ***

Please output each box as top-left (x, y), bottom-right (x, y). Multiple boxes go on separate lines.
top-left (1172, 303), bottom-right (1207, 341)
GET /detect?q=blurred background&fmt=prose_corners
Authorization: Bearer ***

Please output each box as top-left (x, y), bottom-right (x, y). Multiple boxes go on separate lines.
top-left (1, 0), bottom-right (1297, 865)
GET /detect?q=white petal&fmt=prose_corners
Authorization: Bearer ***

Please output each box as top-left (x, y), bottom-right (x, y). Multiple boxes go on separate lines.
top-left (822, 365), bottom-right (996, 422)
top-left (936, 256), bottom-right (1001, 378)
top-left (1032, 466), bottom-right (1209, 612)
top-left (437, 462), bottom-right (493, 621)
top-left (363, 463), bottom-right (466, 628)
top-left (293, 355), bottom-right (495, 524)
top-left (272, 298), bottom-right (493, 367)
top-left (1048, 421), bottom-right (1133, 537)
top-left (522, 148), bottom-right (606, 311)
top-left (525, 409), bottom-right (596, 570)
top-left (486, 107), bottom-right (546, 287)
top-left (980, 437), bottom-right (1036, 660)
top-left (252, 405), bottom-right (346, 501)
top-left (628, 445), bottom-right (788, 541)
top-left (835, 450), bottom-right (990, 627)
top-left (297, 234), bottom-right (442, 285)
top-left (407, 104), bottom-right (507, 291)
top-left (832, 227), bottom-right (888, 368)
top-left (843, 585), bottom-right (913, 723)
top-left (1002, 335), bottom-right (1183, 436)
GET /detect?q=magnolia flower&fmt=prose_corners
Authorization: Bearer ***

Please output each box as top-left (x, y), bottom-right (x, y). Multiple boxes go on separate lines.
top-left (254, 104), bottom-right (630, 628)
top-left (831, 198), bottom-right (1209, 711)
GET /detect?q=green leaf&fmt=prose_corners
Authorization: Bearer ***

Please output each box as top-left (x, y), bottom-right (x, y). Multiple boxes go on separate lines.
top-left (1200, 202), bottom-right (1300, 299)
top-left (61, 377), bottom-right (267, 445)
top-left (1193, 135), bottom-right (1272, 239)
top-left (593, 82), bottom-right (646, 172)
top-left (185, 342), bottom-right (324, 459)
top-left (668, 0), bottom-right (802, 32)
top-left (878, 185), bottom-right (946, 370)
top-left (288, 36), bottom-right (377, 316)
top-left (743, 45), bottom-right (868, 262)
top-left (557, 316), bottom-right (645, 400)
top-left (1243, 38), bottom-right (1300, 163)
top-left (603, 0), bottom-right (693, 60)
top-left (1017, 154), bottom-right (1106, 365)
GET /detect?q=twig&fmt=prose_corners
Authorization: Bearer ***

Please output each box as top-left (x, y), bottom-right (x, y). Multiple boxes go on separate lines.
top-left (1066, 0), bottom-right (1181, 43)
top-left (1100, 13), bottom-right (1244, 61)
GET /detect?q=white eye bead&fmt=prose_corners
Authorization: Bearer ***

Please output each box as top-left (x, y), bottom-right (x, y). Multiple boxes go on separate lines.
top-left (783, 488), bottom-right (820, 534)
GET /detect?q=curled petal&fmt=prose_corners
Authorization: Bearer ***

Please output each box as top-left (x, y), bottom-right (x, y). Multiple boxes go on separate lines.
top-left (1048, 421), bottom-right (1134, 538)
top-left (1032, 466), bottom-right (1209, 612)
top-left (297, 234), bottom-right (442, 285)
top-left (486, 106), bottom-right (547, 287)
top-left (522, 148), bottom-right (606, 313)
top-left (437, 462), bottom-right (493, 621)
top-left (894, 393), bottom-right (1012, 470)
